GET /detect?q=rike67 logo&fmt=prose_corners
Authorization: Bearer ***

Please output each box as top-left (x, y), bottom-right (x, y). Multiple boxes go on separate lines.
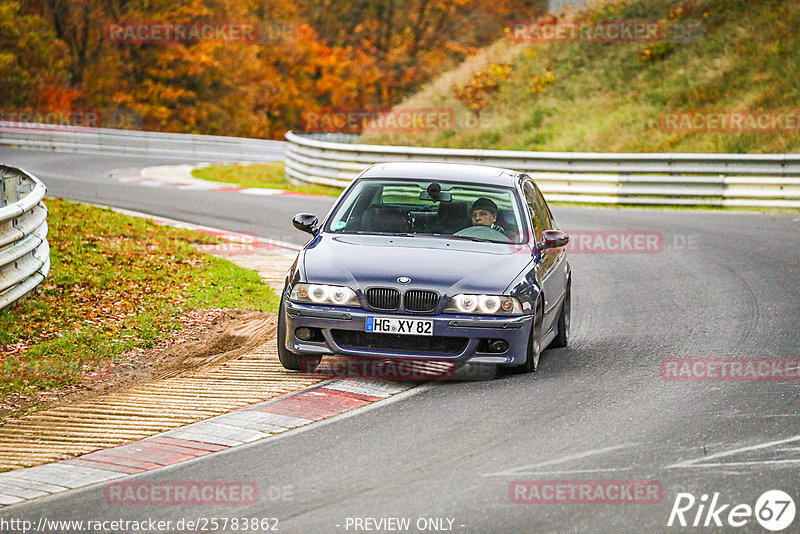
top-left (668, 490), bottom-right (796, 531)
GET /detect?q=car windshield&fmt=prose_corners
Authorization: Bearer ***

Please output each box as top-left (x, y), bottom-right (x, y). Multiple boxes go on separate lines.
top-left (325, 179), bottom-right (526, 244)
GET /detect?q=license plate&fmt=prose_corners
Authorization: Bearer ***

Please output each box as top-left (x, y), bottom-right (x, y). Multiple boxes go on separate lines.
top-left (366, 317), bottom-right (433, 336)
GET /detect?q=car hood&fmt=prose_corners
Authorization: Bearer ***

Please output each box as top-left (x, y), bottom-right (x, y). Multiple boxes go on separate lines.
top-left (302, 234), bottom-right (533, 295)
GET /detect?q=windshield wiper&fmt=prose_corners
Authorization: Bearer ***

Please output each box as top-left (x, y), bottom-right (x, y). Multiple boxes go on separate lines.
top-left (441, 234), bottom-right (493, 243)
top-left (354, 231), bottom-right (417, 237)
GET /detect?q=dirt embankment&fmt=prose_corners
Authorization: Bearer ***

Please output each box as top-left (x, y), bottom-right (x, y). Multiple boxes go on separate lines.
top-left (1, 309), bottom-right (277, 421)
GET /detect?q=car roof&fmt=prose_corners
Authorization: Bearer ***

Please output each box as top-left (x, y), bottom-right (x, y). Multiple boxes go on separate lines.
top-left (358, 162), bottom-right (521, 186)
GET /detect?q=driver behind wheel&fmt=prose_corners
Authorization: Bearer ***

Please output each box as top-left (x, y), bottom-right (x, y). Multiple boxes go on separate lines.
top-left (470, 197), bottom-right (506, 234)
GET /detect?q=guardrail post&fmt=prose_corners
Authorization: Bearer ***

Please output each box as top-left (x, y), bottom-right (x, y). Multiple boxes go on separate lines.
top-left (2, 173), bottom-right (22, 204)
top-left (0, 172), bottom-right (6, 208)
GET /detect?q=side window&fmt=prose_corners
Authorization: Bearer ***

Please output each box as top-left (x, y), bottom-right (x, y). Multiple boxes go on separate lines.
top-left (531, 182), bottom-right (553, 232)
top-left (523, 180), bottom-right (545, 242)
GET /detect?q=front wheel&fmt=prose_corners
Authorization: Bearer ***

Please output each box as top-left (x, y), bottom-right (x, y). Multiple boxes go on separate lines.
top-left (510, 299), bottom-right (543, 374)
top-left (277, 296), bottom-right (321, 372)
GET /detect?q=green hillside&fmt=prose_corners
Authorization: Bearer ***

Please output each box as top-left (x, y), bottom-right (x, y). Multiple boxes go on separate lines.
top-left (360, 0), bottom-right (800, 153)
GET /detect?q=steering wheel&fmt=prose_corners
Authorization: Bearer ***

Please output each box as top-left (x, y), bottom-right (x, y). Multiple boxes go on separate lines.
top-left (453, 225), bottom-right (511, 242)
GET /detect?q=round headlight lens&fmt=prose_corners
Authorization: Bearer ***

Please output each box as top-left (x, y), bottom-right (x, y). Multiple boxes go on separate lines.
top-left (308, 284), bottom-right (329, 303)
top-left (330, 287), bottom-right (349, 304)
top-left (457, 294), bottom-right (477, 313)
top-left (479, 295), bottom-right (501, 314)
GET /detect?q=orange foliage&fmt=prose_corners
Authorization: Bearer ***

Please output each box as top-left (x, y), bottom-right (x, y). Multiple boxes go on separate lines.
top-left (3, 0), bottom-right (546, 137)
top-left (452, 63), bottom-right (513, 116)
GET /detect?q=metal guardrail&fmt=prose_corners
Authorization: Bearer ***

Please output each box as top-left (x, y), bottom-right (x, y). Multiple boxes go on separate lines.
top-left (3, 122), bottom-right (797, 208)
top-left (0, 165), bottom-right (49, 311)
top-left (0, 122), bottom-right (286, 162)
top-left (284, 131), bottom-right (800, 208)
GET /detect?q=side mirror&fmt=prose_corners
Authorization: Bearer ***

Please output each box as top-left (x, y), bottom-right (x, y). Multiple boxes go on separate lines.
top-left (293, 213), bottom-right (319, 236)
top-left (540, 229), bottom-right (569, 252)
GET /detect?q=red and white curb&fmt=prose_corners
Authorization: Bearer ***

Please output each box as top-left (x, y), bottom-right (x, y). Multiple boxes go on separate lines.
top-left (109, 163), bottom-right (324, 198)
top-left (0, 380), bottom-right (417, 507)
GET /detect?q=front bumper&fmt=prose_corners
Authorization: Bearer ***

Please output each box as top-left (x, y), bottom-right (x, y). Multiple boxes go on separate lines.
top-left (283, 299), bottom-right (533, 366)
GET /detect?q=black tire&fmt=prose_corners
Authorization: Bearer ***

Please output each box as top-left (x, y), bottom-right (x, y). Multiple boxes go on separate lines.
top-left (510, 298), bottom-right (543, 374)
top-left (550, 282), bottom-right (570, 349)
top-left (277, 296), bottom-right (321, 372)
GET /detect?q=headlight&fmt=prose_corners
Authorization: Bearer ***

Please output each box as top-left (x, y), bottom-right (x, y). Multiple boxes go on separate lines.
top-left (444, 294), bottom-right (522, 315)
top-left (289, 283), bottom-right (360, 307)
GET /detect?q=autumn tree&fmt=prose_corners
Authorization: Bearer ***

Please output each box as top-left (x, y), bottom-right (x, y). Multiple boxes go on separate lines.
top-left (297, 0), bottom-right (547, 103)
top-left (0, 1), bottom-right (76, 109)
top-left (3, 0), bottom-right (547, 137)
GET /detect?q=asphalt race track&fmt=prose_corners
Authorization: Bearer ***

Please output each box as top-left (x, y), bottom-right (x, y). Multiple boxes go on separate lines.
top-left (1, 148), bottom-right (799, 533)
top-left (0, 149), bottom-right (333, 246)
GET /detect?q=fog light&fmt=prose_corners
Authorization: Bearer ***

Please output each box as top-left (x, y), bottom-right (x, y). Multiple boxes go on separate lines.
top-left (295, 327), bottom-right (313, 341)
top-left (488, 339), bottom-right (508, 353)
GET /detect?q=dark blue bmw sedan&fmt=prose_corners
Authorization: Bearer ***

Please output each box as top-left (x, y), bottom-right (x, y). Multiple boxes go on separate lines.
top-left (278, 162), bottom-right (571, 375)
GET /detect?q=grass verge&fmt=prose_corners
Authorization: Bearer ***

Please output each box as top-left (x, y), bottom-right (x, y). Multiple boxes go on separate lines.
top-left (192, 161), bottom-right (343, 197)
top-left (0, 198), bottom-right (279, 404)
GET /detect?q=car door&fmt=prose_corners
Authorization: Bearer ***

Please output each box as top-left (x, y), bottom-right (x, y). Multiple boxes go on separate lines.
top-left (522, 176), bottom-right (568, 333)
